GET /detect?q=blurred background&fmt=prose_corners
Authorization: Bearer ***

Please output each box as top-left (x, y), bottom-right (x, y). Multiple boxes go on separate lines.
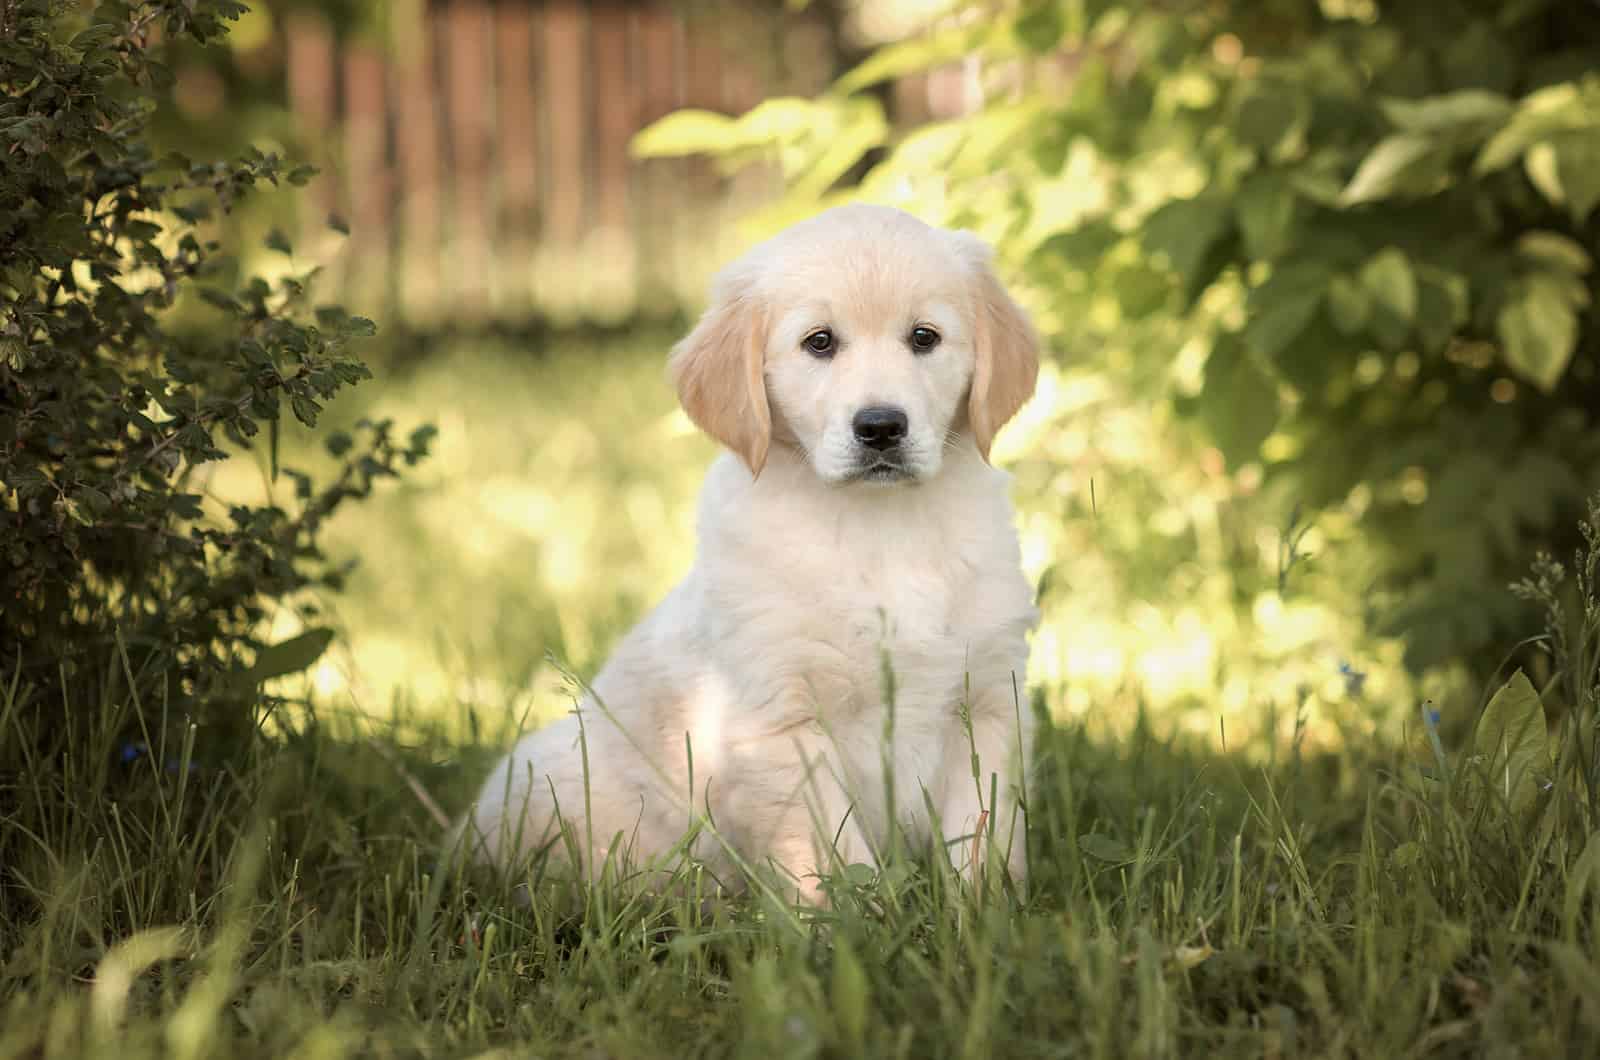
top-left (168, 0), bottom-right (1599, 755)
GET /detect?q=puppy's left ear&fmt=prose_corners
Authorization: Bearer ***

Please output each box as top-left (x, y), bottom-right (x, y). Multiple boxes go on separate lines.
top-left (669, 264), bottom-right (772, 476)
top-left (949, 230), bottom-right (1039, 462)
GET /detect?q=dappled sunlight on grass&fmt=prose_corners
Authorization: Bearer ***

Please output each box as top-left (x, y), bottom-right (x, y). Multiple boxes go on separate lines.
top-left (201, 330), bottom-right (712, 735)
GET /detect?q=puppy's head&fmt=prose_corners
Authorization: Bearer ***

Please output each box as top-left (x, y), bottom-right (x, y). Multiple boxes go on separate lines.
top-left (669, 205), bottom-right (1038, 485)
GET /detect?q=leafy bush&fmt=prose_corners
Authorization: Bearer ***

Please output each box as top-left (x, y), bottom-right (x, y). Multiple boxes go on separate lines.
top-left (0, 0), bottom-right (429, 751)
top-left (638, 0), bottom-right (1600, 684)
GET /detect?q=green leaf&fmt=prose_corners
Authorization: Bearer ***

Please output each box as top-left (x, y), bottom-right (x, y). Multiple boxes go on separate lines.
top-left (291, 394), bottom-right (321, 427)
top-left (1235, 172), bottom-right (1296, 260)
top-left (1142, 195), bottom-right (1231, 289)
top-left (1356, 247), bottom-right (1418, 349)
top-left (1245, 287), bottom-right (1322, 359)
top-left (1359, 248), bottom-right (1418, 327)
top-left (242, 628), bottom-right (335, 685)
top-left (1472, 669), bottom-right (1548, 814)
top-left (1379, 90), bottom-right (1511, 134)
top-left (1326, 274), bottom-right (1371, 335)
top-left (1473, 81), bottom-right (1589, 175)
top-left (1339, 135), bottom-right (1438, 205)
top-left (1200, 339), bottom-right (1279, 466)
top-left (633, 108), bottom-right (743, 159)
top-left (1515, 231), bottom-right (1593, 274)
top-left (1014, 0), bottom-right (1065, 53)
top-left (1413, 266), bottom-right (1470, 354)
top-left (1234, 86), bottom-right (1302, 154)
top-left (832, 21), bottom-right (998, 96)
top-left (264, 227), bottom-right (292, 255)
top-left (1078, 833), bottom-right (1135, 863)
top-left (1497, 272), bottom-right (1583, 391)
top-left (1553, 132), bottom-right (1600, 223)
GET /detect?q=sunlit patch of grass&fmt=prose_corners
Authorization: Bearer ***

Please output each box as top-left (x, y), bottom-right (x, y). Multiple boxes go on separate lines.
top-left (201, 329), bottom-right (713, 736)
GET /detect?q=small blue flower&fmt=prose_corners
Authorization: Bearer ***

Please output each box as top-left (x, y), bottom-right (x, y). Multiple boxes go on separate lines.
top-left (1338, 660), bottom-right (1368, 697)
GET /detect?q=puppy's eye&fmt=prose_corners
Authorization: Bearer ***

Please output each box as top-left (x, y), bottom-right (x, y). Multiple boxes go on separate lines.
top-left (910, 326), bottom-right (941, 353)
top-left (804, 329), bottom-right (835, 357)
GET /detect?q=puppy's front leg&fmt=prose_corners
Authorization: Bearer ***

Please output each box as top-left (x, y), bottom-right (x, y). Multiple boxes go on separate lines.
top-left (752, 738), bottom-right (876, 906)
top-left (939, 687), bottom-right (1031, 890)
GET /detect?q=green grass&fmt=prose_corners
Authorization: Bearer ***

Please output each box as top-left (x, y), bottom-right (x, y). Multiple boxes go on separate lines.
top-left (4, 337), bottom-right (1600, 1058)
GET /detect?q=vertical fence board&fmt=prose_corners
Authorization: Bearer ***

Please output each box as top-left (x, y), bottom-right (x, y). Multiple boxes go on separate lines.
top-left (543, 1), bottom-right (588, 250)
top-left (392, 14), bottom-right (442, 323)
top-left (633, 3), bottom-right (685, 311)
top-left (445, 1), bottom-right (496, 316)
top-left (495, 3), bottom-right (541, 316)
top-left (344, 43), bottom-right (390, 310)
top-left (283, 11), bottom-right (338, 287)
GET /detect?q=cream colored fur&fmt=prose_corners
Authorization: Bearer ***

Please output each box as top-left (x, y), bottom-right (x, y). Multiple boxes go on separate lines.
top-left (458, 205), bottom-right (1040, 902)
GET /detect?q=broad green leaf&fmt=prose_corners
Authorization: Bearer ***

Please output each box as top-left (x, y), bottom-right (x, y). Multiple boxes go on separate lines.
top-left (1473, 81), bottom-right (1589, 174)
top-left (1497, 272), bottom-right (1584, 390)
top-left (630, 109), bottom-right (737, 158)
top-left (242, 628), bottom-right (335, 685)
top-left (1200, 339), bottom-right (1279, 467)
top-left (1515, 231), bottom-right (1593, 274)
top-left (1326, 274), bottom-right (1371, 335)
top-left (1359, 248), bottom-right (1418, 326)
top-left (1141, 195), bottom-right (1231, 288)
top-left (1554, 132), bottom-right (1600, 223)
top-left (1245, 288), bottom-right (1322, 359)
top-left (1525, 141), bottom-right (1563, 206)
top-left (1472, 669), bottom-right (1548, 814)
top-left (1014, 0), bottom-right (1065, 53)
top-left (1234, 86), bottom-right (1302, 154)
top-left (1379, 90), bottom-right (1511, 133)
top-left (1339, 135), bottom-right (1438, 205)
top-left (1235, 172), bottom-right (1296, 260)
top-left (1112, 263), bottom-right (1169, 319)
top-left (1413, 266), bottom-right (1470, 353)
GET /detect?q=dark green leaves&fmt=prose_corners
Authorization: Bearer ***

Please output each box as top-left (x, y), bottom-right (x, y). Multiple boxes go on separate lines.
top-left (1142, 195), bottom-right (1232, 299)
top-left (1200, 339), bottom-right (1279, 468)
top-left (235, 628), bottom-right (336, 687)
top-left (0, 0), bottom-right (430, 729)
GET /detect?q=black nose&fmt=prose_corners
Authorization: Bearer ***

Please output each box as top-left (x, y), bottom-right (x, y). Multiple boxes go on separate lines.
top-left (852, 406), bottom-right (909, 450)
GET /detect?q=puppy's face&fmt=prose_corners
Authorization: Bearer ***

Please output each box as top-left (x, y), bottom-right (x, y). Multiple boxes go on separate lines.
top-left (671, 205), bottom-right (1038, 485)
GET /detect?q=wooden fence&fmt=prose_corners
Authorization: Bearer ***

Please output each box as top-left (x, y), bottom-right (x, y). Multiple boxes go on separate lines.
top-left (281, 0), bottom-right (990, 326)
top-left (282, 1), bottom-right (834, 325)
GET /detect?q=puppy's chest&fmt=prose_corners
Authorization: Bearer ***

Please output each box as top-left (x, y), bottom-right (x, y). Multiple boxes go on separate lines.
top-left (758, 534), bottom-right (986, 706)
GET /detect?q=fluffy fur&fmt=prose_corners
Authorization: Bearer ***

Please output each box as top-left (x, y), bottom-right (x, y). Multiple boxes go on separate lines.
top-left (458, 205), bottom-right (1041, 902)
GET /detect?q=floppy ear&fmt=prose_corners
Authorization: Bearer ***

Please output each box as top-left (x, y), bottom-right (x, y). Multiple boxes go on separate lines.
top-left (950, 231), bottom-right (1039, 462)
top-left (669, 268), bottom-right (771, 476)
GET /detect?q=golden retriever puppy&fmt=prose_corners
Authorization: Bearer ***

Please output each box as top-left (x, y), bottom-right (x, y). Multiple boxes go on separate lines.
top-left (459, 204), bottom-right (1039, 902)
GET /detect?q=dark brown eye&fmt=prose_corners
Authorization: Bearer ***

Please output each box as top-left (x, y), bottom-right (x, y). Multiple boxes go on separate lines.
top-left (910, 326), bottom-right (940, 353)
top-left (804, 329), bottom-right (835, 357)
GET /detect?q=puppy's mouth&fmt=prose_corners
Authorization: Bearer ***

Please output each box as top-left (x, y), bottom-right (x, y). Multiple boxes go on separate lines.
top-left (850, 455), bottom-right (916, 484)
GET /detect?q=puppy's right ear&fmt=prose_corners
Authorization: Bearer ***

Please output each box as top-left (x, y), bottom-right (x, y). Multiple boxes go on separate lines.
top-left (669, 265), bottom-right (771, 476)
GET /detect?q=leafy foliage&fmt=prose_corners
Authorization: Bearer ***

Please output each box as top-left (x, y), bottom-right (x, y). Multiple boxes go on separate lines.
top-left (0, 0), bottom-right (429, 748)
top-left (638, 0), bottom-right (1600, 677)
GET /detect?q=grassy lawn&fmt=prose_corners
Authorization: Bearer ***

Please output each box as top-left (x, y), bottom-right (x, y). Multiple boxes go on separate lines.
top-left (3, 334), bottom-right (1598, 1058)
